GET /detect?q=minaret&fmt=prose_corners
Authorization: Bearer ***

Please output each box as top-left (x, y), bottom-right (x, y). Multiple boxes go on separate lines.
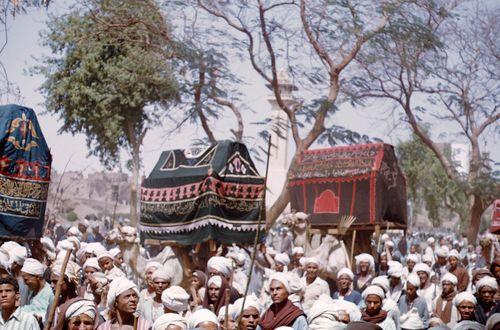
top-left (266, 70), bottom-right (297, 209)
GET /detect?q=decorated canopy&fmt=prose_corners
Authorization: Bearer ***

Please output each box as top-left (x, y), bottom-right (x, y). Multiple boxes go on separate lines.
top-left (140, 140), bottom-right (265, 245)
top-left (490, 200), bottom-right (500, 234)
top-left (288, 143), bottom-right (407, 228)
top-left (0, 104), bottom-right (52, 238)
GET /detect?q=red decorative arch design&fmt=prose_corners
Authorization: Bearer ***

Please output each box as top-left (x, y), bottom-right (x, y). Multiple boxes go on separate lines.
top-left (314, 189), bottom-right (339, 214)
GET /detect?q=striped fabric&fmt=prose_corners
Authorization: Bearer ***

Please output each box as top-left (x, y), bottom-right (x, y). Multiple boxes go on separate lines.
top-left (97, 316), bottom-right (151, 330)
top-left (0, 308), bottom-right (40, 330)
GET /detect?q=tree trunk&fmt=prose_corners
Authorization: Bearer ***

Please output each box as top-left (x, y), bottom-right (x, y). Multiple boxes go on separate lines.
top-left (129, 150), bottom-right (140, 226)
top-left (467, 193), bottom-right (486, 243)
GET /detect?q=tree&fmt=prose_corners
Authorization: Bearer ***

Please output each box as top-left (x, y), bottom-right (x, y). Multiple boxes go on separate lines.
top-left (397, 132), bottom-right (468, 229)
top-left (350, 1), bottom-right (499, 240)
top-left (35, 0), bottom-right (179, 225)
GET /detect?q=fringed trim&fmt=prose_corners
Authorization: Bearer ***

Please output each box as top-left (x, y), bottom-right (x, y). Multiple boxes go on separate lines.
top-left (140, 217), bottom-right (266, 234)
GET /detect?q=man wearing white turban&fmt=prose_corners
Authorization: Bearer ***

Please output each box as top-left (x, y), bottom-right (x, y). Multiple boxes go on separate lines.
top-left (361, 285), bottom-right (396, 330)
top-left (354, 254), bottom-right (374, 292)
top-left (19, 258), bottom-right (54, 322)
top-left (453, 292), bottom-right (484, 329)
top-left (425, 238), bottom-right (436, 264)
top-left (474, 276), bottom-right (500, 324)
top-left (447, 249), bottom-right (468, 293)
top-left (402, 254), bottom-right (419, 280)
top-left (332, 267), bottom-right (362, 305)
top-left (232, 294), bottom-right (262, 330)
top-left (139, 266), bottom-right (172, 323)
top-left (397, 274), bottom-right (429, 330)
top-left (432, 246), bottom-right (450, 282)
top-left (0, 276), bottom-right (39, 329)
top-left (187, 308), bottom-right (218, 330)
top-left (388, 261), bottom-right (404, 303)
top-left (97, 251), bottom-right (125, 281)
top-left (153, 313), bottom-right (187, 330)
top-left (97, 277), bottom-right (151, 330)
top-left (162, 286), bottom-right (190, 317)
top-left (307, 294), bottom-right (360, 329)
top-left (414, 262), bottom-right (440, 313)
top-left (432, 272), bottom-right (459, 328)
top-left (140, 261), bottom-right (163, 304)
top-left (300, 257), bottom-right (330, 304)
top-left (207, 256), bottom-right (232, 279)
top-left (49, 258), bottom-right (80, 312)
top-left (53, 297), bottom-right (98, 329)
top-left (274, 253), bottom-right (290, 272)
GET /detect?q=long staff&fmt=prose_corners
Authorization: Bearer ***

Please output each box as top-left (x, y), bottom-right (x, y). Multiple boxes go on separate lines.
top-left (44, 248), bottom-right (72, 330)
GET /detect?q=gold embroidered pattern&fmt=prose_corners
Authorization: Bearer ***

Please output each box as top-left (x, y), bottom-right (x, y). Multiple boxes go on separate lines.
top-left (0, 175), bottom-right (49, 200)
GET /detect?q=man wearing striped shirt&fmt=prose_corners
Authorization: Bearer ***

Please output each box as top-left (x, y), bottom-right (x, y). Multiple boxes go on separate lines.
top-left (0, 276), bottom-right (40, 329)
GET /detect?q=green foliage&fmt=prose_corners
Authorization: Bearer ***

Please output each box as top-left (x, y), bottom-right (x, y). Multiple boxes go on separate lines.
top-left (35, 0), bottom-right (179, 167)
top-left (66, 210), bottom-right (78, 222)
top-left (397, 133), bottom-right (468, 227)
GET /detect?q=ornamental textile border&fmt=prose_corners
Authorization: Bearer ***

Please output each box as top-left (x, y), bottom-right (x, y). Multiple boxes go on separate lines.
top-left (0, 194), bottom-right (44, 218)
top-left (140, 216), bottom-right (266, 234)
top-left (141, 176), bottom-right (264, 203)
top-left (0, 173), bottom-right (49, 200)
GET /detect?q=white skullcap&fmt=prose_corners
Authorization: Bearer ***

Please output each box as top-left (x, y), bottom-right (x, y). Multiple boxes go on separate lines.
top-left (406, 254), bottom-right (419, 263)
top-left (83, 257), bottom-right (100, 271)
top-left (372, 276), bottom-right (390, 294)
top-left (65, 299), bottom-right (96, 320)
top-left (187, 308), bottom-right (218, 328)
top-left (422, 254), bottom-right (433, 263)
top-left (292, 247), bottom-right (304, 255)
top-left (476, 276), bottom-right (498, 291)
top-left (388, 261), bottom-right (403, 278)
top-left (232, 294), bottom-right (262, 319)
top-left (274, 253), bottom-right (290, 266)
top-left (161, 286), bottom-right (190, 312)
top-left (96, 251), bottom-right (113, 262)
top-left (337, 267), bottom-right (355, 280)
top-left (145, 261), bottom-right (163, 272)
top-left (6, 244), bottom-right (27, 266)
top-left (109, 247), bottom-right (121, 258)
top-left (107, 277), bottom-right (139, 309)
top-left (413, 263), bottom-right (431, 275)
top-left (21, 258), bottom-right (45, 276)
top-left (300, 256), bottom-right (322, 268)
top-left (226, 252), bottom-right (246, 266)
top-left (441, 272), bottom-right (458, 286)
top-left (435, 246), bottom-right (449, 258)
top-left (153, 313), bottom-right (187, 330)
top-left (152, 267), bottom-right (172, 282)
top-left (406, 273), bottom-right (421, 288)
top-left (355, 253), bottom-right (375, 270)
top-left (384, 240), bottom-right (395, 248)
top-left (40, 237), bottom-right (55, 252)
top-left (427, 237), bottom-right (435, 244)
top-left (207, 256), bottom-right (232, 278)
top-left (448, 249), bottom-right (460, 260)
top-left (120, 225), bottom-right (137, 235)
top-left (362, 285), bottom-right (385, 300)
top-left (52, 259), bottom-right (81, 284)
top-left (67, 226), bottom-right (80, 237)
top-left (85, 242), bottom-right (107, 256)
top-left (269, 272), bottom-right (291, 293)
top-left (286, 272), bottom-right (305, 295)
top-left (207, 275), bottom-right (222, 288)
top-left (453, 292), bottom-right (477, 307)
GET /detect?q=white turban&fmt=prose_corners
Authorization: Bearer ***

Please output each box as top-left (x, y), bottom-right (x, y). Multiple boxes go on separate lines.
top-left (388, 261), bottom-right (403, 278)
top-left (448, 249), bottom-right (460, 260)
top-left (476, 276), bottom-right (498, 291)
top-left (83, 257), bottom-right (100, 271)
top-left (435, 246), bottom-right (449, 258)
top-left (187, 308), bottom-right (218, 329)
top-left (85, 242), bottom-right (107, 256)
top-left (441, 273), bottom-right (458, 286)
top-left (67, 226), bottom-right (80, 237)
top-left (120, 225), bottom-right (137, 235)
top-left (292, 247), bottom-right (304, 255)
top-left (453, 292), bottom-right (477, 307)
top-left (300, 257), bottom-right (322, 269)
top-left (422, 254), bottom-right (433, 263)
top-left (269, 272), bottom-right (291, 293)
top-left (96, 251), bottom-right (113, 262)
top-left (355, 253), bottom-right (375, 271)
top-left (286, 272), bottom-right (305, 295)
top-left (406, 273), bottom-right (421, 288)
top-left (307, 294), bottom-right (361, 329)
top-left (384, 241), bottom-right (395, 248)
top-left (406, 254), bottom-right (419, 264)
top-left (6, 244), bottom-right (27, 266)
top-left (109, 247), bottom-right (121, 258)
top-left (427, 237), bottom-right (435, 245)
top-left (146, 261), bottom-right (163, 272)
top-left (274, 253), bottom-right (290, 266)
top-left (153, 313), bottom-right (187, 330)
top-left (399, 308), bottom-right (425, 330)
top-left (41, 237), bottom-right (55, 252)
top-left (65, 299), bottom-right (96, 320)
top-left (413, 263), bottom-right (431, 275)
top-left (152, 267), bottom-right (172, 282)
top-left (52, 259), bottom-right (81, 284)
top-left (337, 267), bottom-right (354, 280)
top-left (21, 258), bottom-right (45, 276)
top-left (106, 277), bottom-right (139, 309)
top-left (80, 219), bottom-right (90, 227)
top-left (372, 276), bottom-right (390, 294)
top-left (232, 294), bottom-right (262, 319)
top-left (207, 256), bottom-right (232, 278)
top-left (161, 286), bottom-right (190, 312)
top-left (362, 285), bottom-right (385, 300)
top-left (207, 275), bottom-right (223, 289)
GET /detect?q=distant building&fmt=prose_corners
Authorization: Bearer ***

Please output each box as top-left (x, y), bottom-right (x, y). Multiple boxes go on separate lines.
top-left (450, 143), bottom-right (470, 174)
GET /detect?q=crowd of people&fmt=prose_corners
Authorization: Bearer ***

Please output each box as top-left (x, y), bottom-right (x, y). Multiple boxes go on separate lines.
top-left (0, 219), bottom-right (499, 330)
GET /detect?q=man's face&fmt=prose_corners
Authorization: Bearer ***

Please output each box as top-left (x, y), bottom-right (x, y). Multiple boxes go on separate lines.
top-left (84, 266), bottom-right (97, 280)
top-left (274, 262), bottom-right (284, 272)
top-left (390, 276), bottom-right (400, 288)
top-left (365, 295), bottom-right (382, 316)
top-left (114, 253), bottom-right (124, 266)
top-left (78, 224), bottom-right (87, 233)
top-left (448, 256), bottom-right (458, 270)
top-left (380, 255), bottom-right (388, 266)
top-left (437, 256), bottom-right (447, 266)
top-left (115, 288), bottom-right (138, 314)
top-left (458, 301), bottom-right (475, 320)
top-left (153, 278), bottom-right (170, 297)
top-left (306, 263), bottom-right (319, 280)
top-left (49, 273), bottom-right (69, 296)
top-left (494, 266), bottom-right (500, 280)
top-left (442, 281), bottom-right (454, 295)
top-left (410, 245), bottom-right (417, 254)
top-left (208, 283), bottom-right (220, 303)
top-left (146, 266), bottom-right (158, 286)
top-left (98, 257), bottom-right (114, 272)
top-left (417, 271), bottom-right (428, 286)
top-left (67, 314), bottom-right (94, 330)
top-left (0, 283), bottom-right (18, 310)
top-left (220, 315), bottom-right (236, 330)
top-left (479, 286), bottom-right (496, 303)
top-left (406, 283), bottom-right (417, 298)
top-left (407, 260), bottom-right (416, 271)
top-left (337, 275), bottom-right (351, 290)
top-left (359, 261), bottom-right (370, 273)
top-left (191, 276), bottom-right (201, 289)
top-left (21, 272), bottom-right (41, 292)
top-left (293, 253), bottom-right (304, 263)
top-left (270, 280), bottom-right (288, 304)
top-left (240, 306), bottom-right (260, 330)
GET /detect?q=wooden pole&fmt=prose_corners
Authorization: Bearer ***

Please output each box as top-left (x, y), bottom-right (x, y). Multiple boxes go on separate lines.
top-left (224, 288), bottom-right (231, 329)
top-left (350, 230), bottom-right (357, 268)
top-left (133, 315), bottom-right (138, 330)
top-left (237, 136), bottom-right (272, 327)
top-left (43, 248), bottom-right (72, 330)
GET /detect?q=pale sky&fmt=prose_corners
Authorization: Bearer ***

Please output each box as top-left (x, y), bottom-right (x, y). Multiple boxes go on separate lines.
top-left (2, 3), bottom-right (497, 177)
